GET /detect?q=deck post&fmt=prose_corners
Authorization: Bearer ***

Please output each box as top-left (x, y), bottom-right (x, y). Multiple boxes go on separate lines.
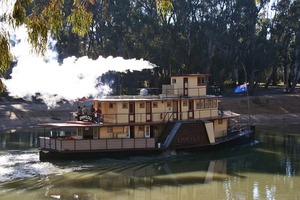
top-left (146, 138), bottom-right (148, 148)
top-left (43, 127), bottom-right (46, 149)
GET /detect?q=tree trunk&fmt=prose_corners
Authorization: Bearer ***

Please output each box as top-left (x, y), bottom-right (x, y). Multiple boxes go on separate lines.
top-left (289, 34), bottom-right (300, 93)
top-left (284, 64), bottom-right (291, 93)
top-left (206, 37), bottom-right (216, 75)
top-left (265, 66), bottom-right (278, 88)
top-left (289, 63), bottom-right (300, 93)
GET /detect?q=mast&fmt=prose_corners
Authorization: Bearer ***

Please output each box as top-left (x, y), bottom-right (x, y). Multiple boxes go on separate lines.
top-left (242, 65), bottom-right (252, 127)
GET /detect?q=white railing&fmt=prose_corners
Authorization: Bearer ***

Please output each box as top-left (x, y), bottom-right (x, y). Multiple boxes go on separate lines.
top-left (39, 137), bottom-right (155, 152)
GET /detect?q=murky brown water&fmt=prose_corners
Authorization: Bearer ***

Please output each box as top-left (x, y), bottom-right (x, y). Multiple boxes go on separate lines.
top-left (0, 124), bottom-right (300, 200)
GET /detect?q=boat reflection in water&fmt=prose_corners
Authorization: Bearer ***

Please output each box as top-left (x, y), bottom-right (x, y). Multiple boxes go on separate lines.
top-left (42, 148), bottom-right (253, 200)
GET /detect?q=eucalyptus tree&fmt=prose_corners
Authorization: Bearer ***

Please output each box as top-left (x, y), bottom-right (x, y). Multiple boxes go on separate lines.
top-left (272, 0), bottom-right (300, 93)
top-left (221, 0), bottom-right (270, 94)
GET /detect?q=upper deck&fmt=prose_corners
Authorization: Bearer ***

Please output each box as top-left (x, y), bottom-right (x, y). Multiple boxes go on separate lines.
top-left (86, 74), bottom-right (219, 125)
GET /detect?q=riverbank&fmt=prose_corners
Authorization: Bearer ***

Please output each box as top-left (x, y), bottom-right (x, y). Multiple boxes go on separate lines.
top-left (0, 93), bottom-right (300, 133)
top-left (219, 93), bottom-right (300, 125)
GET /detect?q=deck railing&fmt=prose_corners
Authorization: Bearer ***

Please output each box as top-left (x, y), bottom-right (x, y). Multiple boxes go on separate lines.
top-left (39, 137), bottom-right (156, 152)
top-left (73, 109), bottom-right (219, 124)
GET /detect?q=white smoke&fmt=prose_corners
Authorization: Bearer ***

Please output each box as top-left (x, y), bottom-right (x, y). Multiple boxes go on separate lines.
top-left (1, 1), bottom-right (156, 108)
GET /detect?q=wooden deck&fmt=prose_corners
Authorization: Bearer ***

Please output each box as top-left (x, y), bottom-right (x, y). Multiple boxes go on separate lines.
top-left (40, 137), bottom-right (156, 152)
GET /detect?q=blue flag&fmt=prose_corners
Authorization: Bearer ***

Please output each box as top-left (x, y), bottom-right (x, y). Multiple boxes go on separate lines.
top-left (234, 83), bottom-right (247, 93)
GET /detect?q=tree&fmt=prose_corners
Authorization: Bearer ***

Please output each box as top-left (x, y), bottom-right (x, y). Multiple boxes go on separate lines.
top-left (270, 0), bottom-right (300, 93)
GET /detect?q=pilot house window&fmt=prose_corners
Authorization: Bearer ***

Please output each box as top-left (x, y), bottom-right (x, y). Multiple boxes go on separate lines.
top-left (197, 77), bottom-right (206, 86)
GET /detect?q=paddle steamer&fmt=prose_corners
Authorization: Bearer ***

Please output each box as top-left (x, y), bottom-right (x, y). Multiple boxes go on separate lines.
top-left (39, 74), bottom-right (254, 160)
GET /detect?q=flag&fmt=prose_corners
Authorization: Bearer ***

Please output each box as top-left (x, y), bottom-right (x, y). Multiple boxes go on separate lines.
top-left (234, 83), bottom-right (247, 93)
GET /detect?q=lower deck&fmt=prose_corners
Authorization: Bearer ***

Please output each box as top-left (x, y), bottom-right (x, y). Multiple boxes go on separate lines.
top-left (38, 113), bottom-right (248, 156)
top-left (40, 137), bottom-right (156, 152)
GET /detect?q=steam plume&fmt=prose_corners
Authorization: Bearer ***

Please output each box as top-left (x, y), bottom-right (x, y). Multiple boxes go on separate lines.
top-left (1, 1), bottom-right (156, 108)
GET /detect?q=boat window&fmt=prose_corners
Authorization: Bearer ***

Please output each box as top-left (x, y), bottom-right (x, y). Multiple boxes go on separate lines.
top-left (196, 100), bottom-right (201, 109)
top-left (167, 102), bottom-right (172, 107)
top-left (109, 103), bottom-right (113, 108)
top-left (139, 102), bottom-right (145, 108)
top-left (188, 100), bottom-right (193, 111)
top-left (146, 102), bottom-right (151, 113)
top-left (50, 130), bottom-right (56, 137)
top-left (205, 99), bottom-right (209, 108)
top-left (93, 128), bottom-right (98, 139)
top-left (197, 77), bottom-right (206, 86)
top-left (129, 102), bottom-right (135, 114)
top-left (213, 98), bottom-right (217, 107)
top-left (50, 128), bottom-right (76, 137)
top-left (153, 102), bottom-right (158, 108)
top-left (145, 126), bottom-right (150, 138)
top-left (200, 99), bottom-right (205, 108)
top-left (122, 103), bottom-right (128, 109)
top-left (78, 128), bottom-right (83, 137)
top-left (208, 99), bottom-right (213, 107)
top-left (59, 130), bottom-right (65, 137)
top-left (172, 78), bottom-right (176, 84)
top-left (173, 101), bottom-right (178, 112)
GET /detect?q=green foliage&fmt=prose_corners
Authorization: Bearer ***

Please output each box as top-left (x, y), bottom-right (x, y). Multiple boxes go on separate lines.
top-left (67, 3), bottom-right (93, 37)
top-left (156, 0), bottom-right (174, 20)
top-left (12, 0), bottom-right (27, 27)
top-left (42, 0), bottom-right (65, 38)
top-left (0, 34), bottom-right (12, 92)
top-left (24, 0), bottom-right (93, 55)
top-left (0, 35), bottom-right (12, 73)
top-left (10, 0), bottom-right (32, 27)
top-left (26, 15), bottom-right (48, 55)
top-left (4, 0), bottom-right (94, 56)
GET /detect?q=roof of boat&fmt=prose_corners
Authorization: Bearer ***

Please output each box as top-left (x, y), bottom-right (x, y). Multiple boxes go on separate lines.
top-left (170, 74), bottom-right (210, 77)
top-left (38, 121), bottom-right (100, 128)
top-left (92, 95), bottom-right (216, 102)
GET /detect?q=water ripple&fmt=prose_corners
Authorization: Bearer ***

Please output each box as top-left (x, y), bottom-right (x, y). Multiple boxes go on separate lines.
top-left (0, 151), bottom-right (74, 182)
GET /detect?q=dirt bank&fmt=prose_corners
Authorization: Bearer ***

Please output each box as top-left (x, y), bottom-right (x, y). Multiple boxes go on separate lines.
top-left (0, 93), bottom-right (300, 133)
top-left (0, 101), bottom-right (75, 133)
top-left (219, 93), bottom-right (300, 125)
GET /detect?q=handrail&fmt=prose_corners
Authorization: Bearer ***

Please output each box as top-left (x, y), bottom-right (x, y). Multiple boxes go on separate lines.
top-left (69, 107), bottom-right (233, 126)
top-left (39, 137), bottom-right (156, 151)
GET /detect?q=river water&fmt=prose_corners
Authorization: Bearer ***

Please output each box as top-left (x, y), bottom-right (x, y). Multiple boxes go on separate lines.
top-left (0, 124), bottom-right (300, 200)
